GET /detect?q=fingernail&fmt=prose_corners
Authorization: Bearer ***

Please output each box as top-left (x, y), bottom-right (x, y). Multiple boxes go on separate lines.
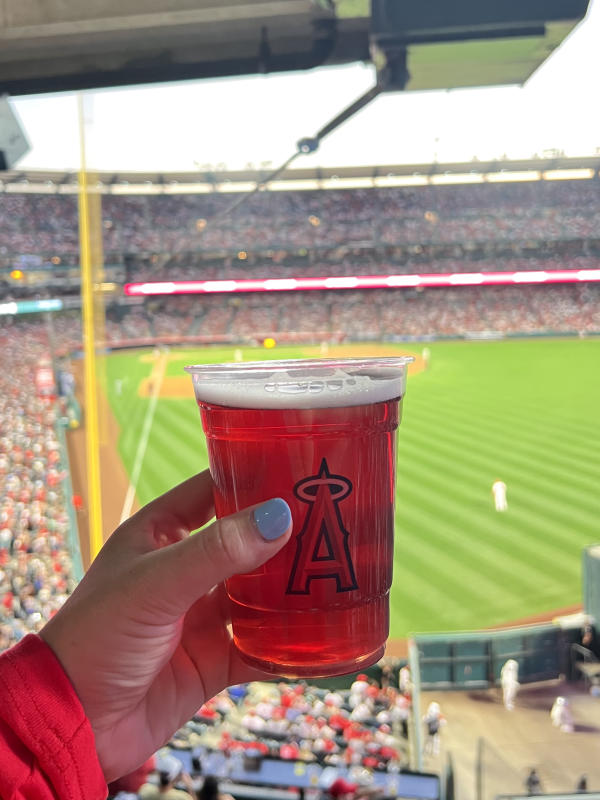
top-left (253, 498), bottom-right (292, 541)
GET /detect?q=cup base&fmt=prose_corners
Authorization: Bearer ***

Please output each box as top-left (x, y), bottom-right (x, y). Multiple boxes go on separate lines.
top-left (235, 644), bottom-right (386, 680)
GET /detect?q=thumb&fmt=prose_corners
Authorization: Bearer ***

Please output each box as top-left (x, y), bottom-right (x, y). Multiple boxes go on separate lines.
top-left (144, 498), bottom-right (293, 615)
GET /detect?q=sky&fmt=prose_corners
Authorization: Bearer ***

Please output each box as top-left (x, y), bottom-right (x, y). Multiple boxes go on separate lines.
top-left (10, 0), bottom-right (600, 173)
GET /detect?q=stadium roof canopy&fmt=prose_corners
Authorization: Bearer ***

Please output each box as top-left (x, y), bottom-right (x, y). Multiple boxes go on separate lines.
top-left (0, 0), bottom-right (590, 95)
top-left (1, 155), bottom-right (599, 194)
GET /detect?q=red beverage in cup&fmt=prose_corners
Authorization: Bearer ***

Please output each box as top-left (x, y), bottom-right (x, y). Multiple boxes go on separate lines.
top-left (186, 358), bottom-right (411, 678)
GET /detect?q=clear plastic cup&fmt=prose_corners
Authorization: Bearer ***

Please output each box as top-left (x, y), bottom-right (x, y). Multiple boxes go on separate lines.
top-left (186, 357), bottom-right (412, 677)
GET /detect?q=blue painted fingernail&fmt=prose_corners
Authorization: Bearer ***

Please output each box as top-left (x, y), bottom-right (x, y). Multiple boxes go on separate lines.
top-left (253, 498), bottom-right (292, 541)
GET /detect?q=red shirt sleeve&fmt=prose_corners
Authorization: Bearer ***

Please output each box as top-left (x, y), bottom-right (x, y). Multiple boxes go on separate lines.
top-left (0, 634), bottom-right (107, 800)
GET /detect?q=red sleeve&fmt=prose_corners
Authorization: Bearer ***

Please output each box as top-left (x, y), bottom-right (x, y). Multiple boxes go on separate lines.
top-left (0, 634), bottom-right (107, 800)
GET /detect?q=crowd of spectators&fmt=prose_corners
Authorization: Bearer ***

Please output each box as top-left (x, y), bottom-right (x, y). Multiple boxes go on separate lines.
top-left (101, 283), bottom-right (600, 344)
top-left (135, 669), bottom-right (415, 798)
top-left (1, 179), bottom-right (600, 261)
top-left (107, 668), bottom-right (417, 798)
top-left (0, 318), bottom-right (79, 653)
top-left (124, 245), bottom-right (600, 285)
top-left (3, 179), bottom-right (598, 342)
top-left (184, 673), bottom-right (410, 771)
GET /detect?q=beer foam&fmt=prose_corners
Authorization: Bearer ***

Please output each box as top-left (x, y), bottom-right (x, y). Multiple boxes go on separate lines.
top-left (185, 358), bottom-right (412, 409)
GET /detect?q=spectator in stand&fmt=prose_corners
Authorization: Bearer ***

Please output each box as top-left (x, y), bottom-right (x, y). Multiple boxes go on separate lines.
top-left (198, 776), bottom-right (234, 800)
top-left (98, 283), bottom-right (600, 344)
top-left (0, 319), bottom-right (79, 653)
top-left (349, 673), bottom-right (370, 708)
top-left (325, 776), bottom-right (384, 800)
top-left (139, 754), bottom-right (197, 800)
top-left (398, 665), bottom-right (411, 695)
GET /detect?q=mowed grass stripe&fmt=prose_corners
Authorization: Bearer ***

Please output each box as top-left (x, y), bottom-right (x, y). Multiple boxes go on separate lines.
top-left (400, 424), bottom-right (592, 517)
top-left (396, 485), bottom-right (577, 586)
top-left (142, 406), bottom-right (207, 485)
top-left (403, 418), bottom-right (600, 513)
top-left (397, 480), bottom-right (586, 573)
top-left (390, 572), bottom-right (575, 634)
top-left (403, 444), bottom-right (600, 542)
top-left (389, 556), bottom-right (551, 633)
top-left (150, 398), bottom-right (202, 445)
top-left (146, 420), bottom-right (205, 479)
top-left (132, 423), bottom-right (205, 505)
top-left (393, 517), bottom-right (532, 609)
top-left (413, 387), bottom-right (600, 438)
top-left (392, 509), bottom-right (583, 629)
top-left (437, 404), bottom-right (600, 451)
top-left (104, 340), bottom-right (600, 636)
top-left (413, 404), bottom-right (600, 478)
top-left (410, 401), bottom-right (600, 488)
top-left (400, 435), bottom-right (599, 548)
top-left (445, 381), bottom-right (600, 418)
top-left (401, 431), bottom-right (600, 534)
top-left (135, 457), bottom-right (179, 506)
top-left (393, 507), bottom-right (560, 610)
top-left (389, 554), bottom-right (490, 631)
top-left (395, 474), bottom-right (579, 584)
top-left (149, 403), bottom-right (204, 457)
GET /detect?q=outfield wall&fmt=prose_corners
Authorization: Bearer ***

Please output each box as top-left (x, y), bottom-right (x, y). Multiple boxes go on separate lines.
top-left (412, 621), bottom-right (585, 691)
top-left (288, 615), bottom-right (590, 692)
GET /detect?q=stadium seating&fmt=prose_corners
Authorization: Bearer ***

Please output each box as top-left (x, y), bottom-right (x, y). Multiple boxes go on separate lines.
top-left (0, 318), bottom-right (79, 651)
top-left (100, 284), bottom-right (600, 342)
top-left (1, 179), bottom-right (599, 261)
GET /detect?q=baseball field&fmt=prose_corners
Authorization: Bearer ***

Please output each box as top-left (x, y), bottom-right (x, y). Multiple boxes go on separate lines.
top-left (103, 338), bottom-right (600, 638)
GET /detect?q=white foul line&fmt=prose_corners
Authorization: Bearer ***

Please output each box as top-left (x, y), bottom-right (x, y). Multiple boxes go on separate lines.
top-left (119, 353), bottom-right (167, 524)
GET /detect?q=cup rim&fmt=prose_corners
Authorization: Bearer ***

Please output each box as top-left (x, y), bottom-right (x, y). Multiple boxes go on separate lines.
top-left (184, 356), bottom-right (414, 375)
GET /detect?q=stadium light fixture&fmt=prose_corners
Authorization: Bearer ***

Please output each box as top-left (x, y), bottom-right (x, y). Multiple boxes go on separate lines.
top-left (215, 182), bottom-right (257, 193)
top-left (486, 171), bottom-right (541, 182)
top-left (543, 169), bottom-right (595, 181)
top-left (163, 182), bottom-right (213, 194)
top-left (268, 180), bottom-right (321, 191)
top-left (430, 173), bottom-right (484, 185)
top-left (373, 175), bottom-right (429, 187)
top-left (319, 177), bottom-right (375, 190)
top-left (4, 159), bottom-right (597, 195)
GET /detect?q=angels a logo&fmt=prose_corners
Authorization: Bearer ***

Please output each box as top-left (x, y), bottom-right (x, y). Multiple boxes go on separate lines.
top-left (286, 458), bottom-right (358, 595)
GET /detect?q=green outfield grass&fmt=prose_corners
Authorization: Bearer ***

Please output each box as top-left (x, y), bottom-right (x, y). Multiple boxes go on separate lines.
top-left (104, 339), bottom-right (600, 638)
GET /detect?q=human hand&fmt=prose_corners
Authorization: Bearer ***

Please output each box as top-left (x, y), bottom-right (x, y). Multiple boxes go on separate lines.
top-left (40, 471), bottom-right (292, 782)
